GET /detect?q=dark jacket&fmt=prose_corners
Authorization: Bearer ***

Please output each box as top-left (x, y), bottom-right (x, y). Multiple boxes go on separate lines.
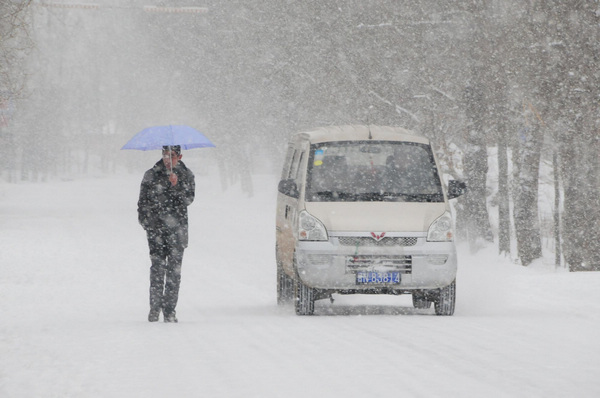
top-left (138, 160), bottom-right (195, 248)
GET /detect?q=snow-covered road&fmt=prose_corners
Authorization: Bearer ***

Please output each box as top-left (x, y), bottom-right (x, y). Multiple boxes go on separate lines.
top-left (1, 174), bottom-right (599, 397)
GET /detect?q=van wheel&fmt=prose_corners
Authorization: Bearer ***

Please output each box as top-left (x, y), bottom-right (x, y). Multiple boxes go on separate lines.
top-left (434, 280), bottom-right (456, 316)
top-left (412, 292), bottom-right (432, 309)
top-left (295, 278), bottom-right (315, 315)
top-left (277, 262), bottom-right (294, 305)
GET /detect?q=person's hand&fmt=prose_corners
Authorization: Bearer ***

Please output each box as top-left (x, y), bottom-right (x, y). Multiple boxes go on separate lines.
top-left (169, 173), bottom-right (178, 186)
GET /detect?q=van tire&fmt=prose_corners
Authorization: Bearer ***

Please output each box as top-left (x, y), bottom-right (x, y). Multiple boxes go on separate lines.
top-left (295, 278), bottom-right (315, 315)
top-left (277, 262), bottom-right (294, 305)
top-left (434, 280), bottom-right (456, 316)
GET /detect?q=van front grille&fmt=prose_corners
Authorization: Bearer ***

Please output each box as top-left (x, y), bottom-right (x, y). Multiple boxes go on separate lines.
top-left (346, 255), bottom-right (412, 273)
top-left (338, 237), bottom-right (418, 247)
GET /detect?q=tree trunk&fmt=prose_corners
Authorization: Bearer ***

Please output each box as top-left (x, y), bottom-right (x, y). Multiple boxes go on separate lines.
top-left (463, 81), bottom-right (493, 253)
top-left (464, 138), bottom-right (493, 252)
top-left (560, 144), bottom-right (584, 271)
top-left (562, 123), bottom-right (600, 271)
top-left (553, 150), bottom-right (561, 268)
top-left (514, 124), bottom-right (543, 266)
top-left (497, 139), bottom-right (510, 256)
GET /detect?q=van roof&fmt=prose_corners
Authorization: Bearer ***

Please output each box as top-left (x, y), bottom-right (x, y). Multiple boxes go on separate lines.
top-left (295, 125), bottom-right (429, 145)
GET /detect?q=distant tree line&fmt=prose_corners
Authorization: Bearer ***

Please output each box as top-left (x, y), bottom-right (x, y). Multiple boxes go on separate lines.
top-left (2, 0), bottom-right (598, 270)
top-left (186, 0), bottom-right (599, 270)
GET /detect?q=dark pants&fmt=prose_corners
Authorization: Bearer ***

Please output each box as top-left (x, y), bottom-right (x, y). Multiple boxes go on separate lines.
top-left (147, 229), bottom-right (185, 316)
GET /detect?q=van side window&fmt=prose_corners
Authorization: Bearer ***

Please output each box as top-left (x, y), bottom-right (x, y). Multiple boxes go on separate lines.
top-left (294, 152), bottom-right (305, 180)
top-left (289, 150), bottom-right (301, 180)
top-left (281, 146), bottom-right (295, 180)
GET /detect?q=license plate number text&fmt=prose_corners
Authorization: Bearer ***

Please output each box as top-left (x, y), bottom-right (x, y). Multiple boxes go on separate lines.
top-left (356, 271), bottom-right (401, 284)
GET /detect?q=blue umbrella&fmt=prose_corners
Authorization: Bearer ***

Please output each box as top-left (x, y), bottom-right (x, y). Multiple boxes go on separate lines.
top-left (121, 125), bottom-right (215, 151)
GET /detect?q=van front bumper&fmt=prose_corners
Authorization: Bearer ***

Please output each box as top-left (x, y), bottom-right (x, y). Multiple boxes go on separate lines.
top-left (295, 233), bottom-right (457, 291)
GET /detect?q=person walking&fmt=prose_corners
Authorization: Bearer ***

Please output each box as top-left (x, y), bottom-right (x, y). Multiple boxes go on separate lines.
top-left (138, 145), bottom-right (195, 323)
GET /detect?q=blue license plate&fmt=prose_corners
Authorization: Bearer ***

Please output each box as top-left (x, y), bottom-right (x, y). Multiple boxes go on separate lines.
top-left (356, 271), bottom-right (401, 284)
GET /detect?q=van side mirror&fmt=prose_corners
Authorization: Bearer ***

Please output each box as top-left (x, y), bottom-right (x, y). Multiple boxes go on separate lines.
top-left (448, 180), bottom-right (467, 199)
top-left (278, 179), bottom-right (299, 199)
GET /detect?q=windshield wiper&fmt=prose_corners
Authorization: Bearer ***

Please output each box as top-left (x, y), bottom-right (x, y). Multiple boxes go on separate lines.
top-left (355, 192), bottom-right (388, 201)
top-left (381, 192), bottom-right (444, 202)
top-left (313, 191), bottom-right (357, 201)
top-left (311, 191), bottom-right (443, 202)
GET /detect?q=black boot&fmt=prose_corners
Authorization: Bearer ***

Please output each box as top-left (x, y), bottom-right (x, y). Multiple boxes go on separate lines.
top-left (148, 308), bottom-right (161, 322)
top-left (163, 311), bottom-right (178, 323)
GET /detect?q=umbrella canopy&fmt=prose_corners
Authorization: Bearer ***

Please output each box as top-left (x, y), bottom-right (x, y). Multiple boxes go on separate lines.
top-left (121, 125), bottom-right (215, 151)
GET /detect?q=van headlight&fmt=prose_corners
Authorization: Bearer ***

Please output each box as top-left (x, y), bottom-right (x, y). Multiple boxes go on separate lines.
top-left (427, 211), bottom-right (454, 242)
top-left (299, 210), bottom-right (328, 241)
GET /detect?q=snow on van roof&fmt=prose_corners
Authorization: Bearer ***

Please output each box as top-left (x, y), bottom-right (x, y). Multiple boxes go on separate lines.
top-left (296, 125), bottom-right (429, 144)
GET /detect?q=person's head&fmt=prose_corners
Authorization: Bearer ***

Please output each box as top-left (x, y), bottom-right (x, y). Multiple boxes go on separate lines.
top-left (162, 146), bottom-right (182, 169)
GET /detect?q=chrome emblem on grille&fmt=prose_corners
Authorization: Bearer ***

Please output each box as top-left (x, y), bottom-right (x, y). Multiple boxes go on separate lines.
top-left (370, 232), bottom-right (386, 241)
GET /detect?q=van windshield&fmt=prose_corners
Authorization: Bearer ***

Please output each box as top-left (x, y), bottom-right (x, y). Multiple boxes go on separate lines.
top-left (305, 141), bottom-right (444, 202)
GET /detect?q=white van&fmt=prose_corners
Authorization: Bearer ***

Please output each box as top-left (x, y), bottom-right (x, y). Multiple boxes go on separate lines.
top-left (275, 125), bottom-right (466, 315)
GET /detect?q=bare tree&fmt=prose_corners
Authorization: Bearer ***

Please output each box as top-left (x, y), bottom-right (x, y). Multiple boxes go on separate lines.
top-left (0, 0), bottom-right (32, 101)
top-left (543, 0), bottom-right (600, 271)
